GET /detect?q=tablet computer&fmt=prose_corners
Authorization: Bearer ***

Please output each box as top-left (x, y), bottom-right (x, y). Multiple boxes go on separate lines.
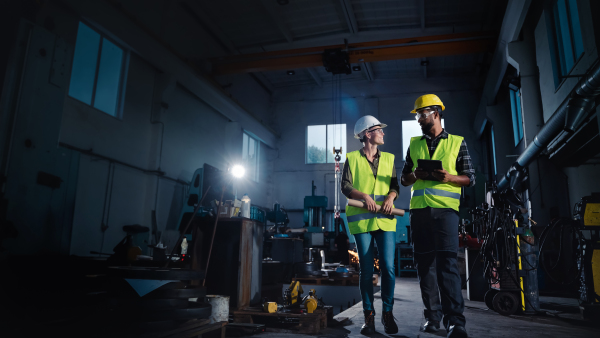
top-left (417, 159), bottom-right (443, 181)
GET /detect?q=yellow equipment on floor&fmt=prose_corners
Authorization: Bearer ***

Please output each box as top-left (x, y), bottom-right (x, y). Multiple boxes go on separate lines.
top-left (284, 280), bottom-right (303, 307)
top-left (303, 289), bottom-right (318, 314)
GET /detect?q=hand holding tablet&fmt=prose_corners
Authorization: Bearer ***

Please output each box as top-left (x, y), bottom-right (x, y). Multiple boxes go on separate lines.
top-left (416, 159), bottom-right (443, 181)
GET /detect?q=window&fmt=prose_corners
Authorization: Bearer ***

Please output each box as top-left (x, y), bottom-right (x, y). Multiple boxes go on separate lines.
top-left (547, 0), bottom-right (584, 87)
top-left (306, 124), bottom-right (346, 164)
top-left (491, 125), bottom-right (497, 176)
top-left (510, 89), bottom-right (524, 146)
top-left (483, 123), bottom-right (497, 182)
top-left (69, 22), bottom-right (128, 117)
top-left (401, 119), bottom-right (445, 159)
top-left (242, 132), bottom-right (260, 182)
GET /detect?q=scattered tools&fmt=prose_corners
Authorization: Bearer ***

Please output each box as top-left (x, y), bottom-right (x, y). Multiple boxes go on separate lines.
top-left (263, 280), bottom-right (324, 314)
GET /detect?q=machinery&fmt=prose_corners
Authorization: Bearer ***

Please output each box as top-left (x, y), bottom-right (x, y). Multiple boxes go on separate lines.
top-left (303, 181), bottom-right (328, 247)
top-left (266, 202), bottom-right (290, 233)
top-left (283, 280), bottom-right (303, 308)
top-left (261, 280), bottom-right (322, 314)
top-left (465, 174), bottom-right (539, 316)
top-left (540, 193), bottom-right (600, 319)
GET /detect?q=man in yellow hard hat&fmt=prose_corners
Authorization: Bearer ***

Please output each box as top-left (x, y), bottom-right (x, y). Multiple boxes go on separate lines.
top-left (400, 94), bottom-right (475, 338)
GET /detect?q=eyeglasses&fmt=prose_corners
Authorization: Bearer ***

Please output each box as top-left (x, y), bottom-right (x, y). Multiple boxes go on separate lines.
top-left (367, 128), bottom-right (383, 134)
top-left (415, 109), bottom-right (435, 120)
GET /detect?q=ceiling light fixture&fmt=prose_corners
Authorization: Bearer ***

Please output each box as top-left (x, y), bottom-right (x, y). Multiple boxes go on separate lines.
top-left (287, 70), bottom-right (295, 75)
top-left (352, 66), bottom-right (361, 71)
top-left (421, 60), bottom-right (430, 66)
top-left (277, 0), bottom-right (289, 5)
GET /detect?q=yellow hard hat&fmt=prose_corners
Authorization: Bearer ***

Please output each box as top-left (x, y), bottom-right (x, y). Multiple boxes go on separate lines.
top-left (411, 94), bottom-right (446, 114)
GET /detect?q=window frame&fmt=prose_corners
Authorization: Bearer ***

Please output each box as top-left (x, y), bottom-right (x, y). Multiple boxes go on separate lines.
top-left (509, 87), bottom-right (524, 147)
top-left (305, 124), bottom-right (346, 164)
top-left (242, 132), bottom-right (260, 182)
top-left (482, 123), bottom-right (497, 183)
top-left (68, 21), bottom-right (129, 119)
top-left (545, 0), bottom-right (585, 90)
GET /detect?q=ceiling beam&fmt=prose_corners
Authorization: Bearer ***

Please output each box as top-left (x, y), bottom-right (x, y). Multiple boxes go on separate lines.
top-left (214, 31), bottom-right (495, 62)
top-left (213, 35), bottom-right (496, 74)
top-left (306, 68), bottom-right (323, 86)
top-left (259, 0), bottom-right (294, 43)
top-left (339, 0), bottom-right (358, 34)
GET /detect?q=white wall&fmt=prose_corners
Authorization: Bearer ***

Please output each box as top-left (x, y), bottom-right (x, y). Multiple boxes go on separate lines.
top-left (3, 3), bottom-right (277, 256)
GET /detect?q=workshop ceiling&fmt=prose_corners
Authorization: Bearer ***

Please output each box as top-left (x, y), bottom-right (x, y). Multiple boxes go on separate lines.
top-left (112, 0), bottom-right (508, 88)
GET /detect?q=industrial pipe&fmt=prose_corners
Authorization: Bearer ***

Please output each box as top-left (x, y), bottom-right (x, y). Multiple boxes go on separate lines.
top-left (498, 59), bottom-right (600, 191)
top-left (347, 199), bottom-right (405, 217)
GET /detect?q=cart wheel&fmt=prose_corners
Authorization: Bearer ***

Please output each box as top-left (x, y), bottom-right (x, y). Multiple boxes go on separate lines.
top-left (492, 291), bottom-right (519, 316)
top-left (484, 289), bottom-right (497, 310)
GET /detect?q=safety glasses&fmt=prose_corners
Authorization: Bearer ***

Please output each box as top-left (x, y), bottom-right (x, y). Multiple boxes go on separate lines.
top-left (415, 109), bottom-right (435, 120)
top-left (367, 128), bottom-right (383, 134)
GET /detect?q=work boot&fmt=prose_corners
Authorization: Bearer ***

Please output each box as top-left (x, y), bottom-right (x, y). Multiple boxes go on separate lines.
top-left (381, 310), bottom-right (398, 334)
top-left (447, 325), bottom-right (468, 338)
top-left (421, 320), bottom-right (440, 332)
top-left (360, 310), bottom-right (375, 335)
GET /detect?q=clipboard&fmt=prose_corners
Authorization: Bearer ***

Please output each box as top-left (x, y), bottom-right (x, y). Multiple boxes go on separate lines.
top-left (417, 159), bottom-right (443, 181)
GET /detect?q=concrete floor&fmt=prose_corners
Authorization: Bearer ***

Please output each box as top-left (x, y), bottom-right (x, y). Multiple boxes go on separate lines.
top-left (251, 277), bottom-right (598, 338)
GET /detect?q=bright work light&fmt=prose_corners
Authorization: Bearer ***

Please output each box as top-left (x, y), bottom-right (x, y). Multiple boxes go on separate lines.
top-left (231, 165), bottom-right (245, 178)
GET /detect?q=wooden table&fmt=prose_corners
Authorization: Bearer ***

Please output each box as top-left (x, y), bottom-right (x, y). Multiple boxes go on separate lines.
top-left (233, 307), bottom-right (327, 334)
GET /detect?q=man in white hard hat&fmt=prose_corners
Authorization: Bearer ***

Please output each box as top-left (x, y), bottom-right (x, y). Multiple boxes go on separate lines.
top-left (400, 94), bottom-right (475, 338)
top-left (341, 115), bottom-right (399, 334)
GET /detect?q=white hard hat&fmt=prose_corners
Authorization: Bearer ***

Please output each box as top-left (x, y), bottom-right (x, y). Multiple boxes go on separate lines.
top-left (354, 115), bottom-right (387, 139)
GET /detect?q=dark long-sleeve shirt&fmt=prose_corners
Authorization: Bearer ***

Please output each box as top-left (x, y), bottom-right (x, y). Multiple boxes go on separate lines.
top-left (401, 129), bottom-right (475, 187)
top-left (341, 148), bottom-right (399, 200)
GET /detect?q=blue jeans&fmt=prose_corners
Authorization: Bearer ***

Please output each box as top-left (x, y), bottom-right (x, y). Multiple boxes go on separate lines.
top-left (410, 207), bottom-right (465, 329)
top-left (354, 230), bottom-right (396, 312)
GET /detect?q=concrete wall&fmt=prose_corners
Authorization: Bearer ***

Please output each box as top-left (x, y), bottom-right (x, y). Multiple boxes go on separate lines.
top-left (271, 76), bottom-right (484, 228)
top-left (1, 3), bottom-right (276, 256)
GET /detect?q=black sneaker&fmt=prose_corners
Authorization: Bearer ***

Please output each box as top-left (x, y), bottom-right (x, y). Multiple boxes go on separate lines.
top-left (421, 320), bottom-right (440, 332)
top-left (381, 310), bottom-right (398, 334)
top-left (447, 325), bottom-right (468, 338)
top-left (360, 310), bottom-right (376, 335)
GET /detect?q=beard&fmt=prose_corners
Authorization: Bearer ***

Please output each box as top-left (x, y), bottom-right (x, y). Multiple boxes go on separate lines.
top-left (420, 120), bottom-right (434, 134)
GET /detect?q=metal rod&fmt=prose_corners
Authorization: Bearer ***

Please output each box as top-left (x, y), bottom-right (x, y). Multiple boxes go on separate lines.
top-left (163, 185), bottom-right (212, 268)
top-left (202, 184), bottom-right (228, 287)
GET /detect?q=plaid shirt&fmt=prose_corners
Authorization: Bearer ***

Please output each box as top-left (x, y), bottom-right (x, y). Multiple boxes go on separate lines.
top-left (401, 129), bottom-right (475, 187)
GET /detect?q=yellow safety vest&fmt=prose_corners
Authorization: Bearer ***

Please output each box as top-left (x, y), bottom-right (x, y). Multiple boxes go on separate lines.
top-left (345, 150), bottom-right (397, 235)
top-left (409, 134), bottom-right (463, 211)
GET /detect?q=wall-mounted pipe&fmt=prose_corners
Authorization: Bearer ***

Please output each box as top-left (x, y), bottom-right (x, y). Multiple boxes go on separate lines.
top-left (58, 142), bottom-right (189, 186)
top-left (498, 59), bottom-right (600, 191)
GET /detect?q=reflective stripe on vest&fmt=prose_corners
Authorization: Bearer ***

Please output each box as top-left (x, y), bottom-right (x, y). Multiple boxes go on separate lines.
top-left (346, 213), bottom-right (395, 223)
top-left (412, 188), bottom-right (461, 200)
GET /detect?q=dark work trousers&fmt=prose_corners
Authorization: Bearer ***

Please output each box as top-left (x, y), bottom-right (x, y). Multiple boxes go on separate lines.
top-left (410, 207), bottom-right (465, 329)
